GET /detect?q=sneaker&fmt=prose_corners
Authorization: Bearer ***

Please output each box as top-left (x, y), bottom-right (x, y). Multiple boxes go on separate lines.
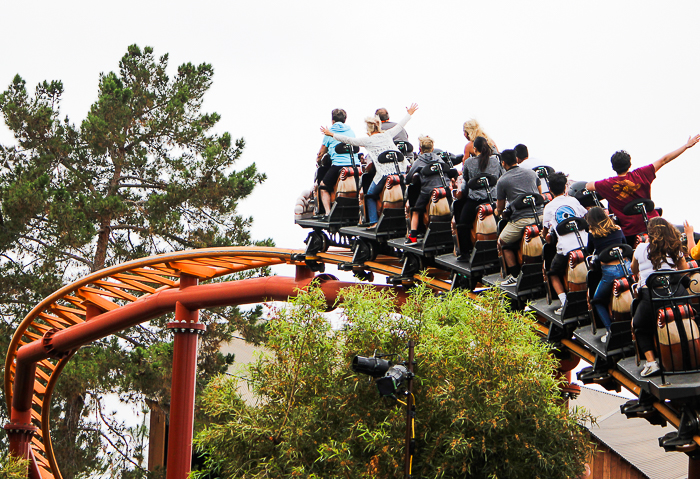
top-left (641, 361), bottom-right (660, 378)
top-left (405, 236), bottom-right (418, 244)
top-left (601, 331), bottom-right (609, 344)
top-left (554, 306), bottom-right (563, 315)
top-left (500, 275), bottom-right (517, 287)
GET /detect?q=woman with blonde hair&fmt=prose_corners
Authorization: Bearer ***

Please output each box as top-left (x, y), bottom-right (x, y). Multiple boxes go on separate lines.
top-left (463, 119), bottom-right (498, 157)
top-left (631, 216), bottom-right (688, 377)
top-left (586, 206), bottom-right (629, 343)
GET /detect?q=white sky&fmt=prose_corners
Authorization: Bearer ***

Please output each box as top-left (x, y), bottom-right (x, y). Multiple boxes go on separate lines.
top-left (12, 2), bottom-right (693, 467)
top-left (2, 0), bottom-right (700, 261)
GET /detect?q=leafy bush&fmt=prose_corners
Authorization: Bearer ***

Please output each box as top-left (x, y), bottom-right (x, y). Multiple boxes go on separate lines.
top-left (193, 285), bottom-right (593, 478)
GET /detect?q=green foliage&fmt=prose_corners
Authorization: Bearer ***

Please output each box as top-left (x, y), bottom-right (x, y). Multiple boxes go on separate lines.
top-left (193, 286), bottom-right (594, 479)
top-left (0, 453), bottom-right (29, 479)
top-left (0, 45), bottom-right (270, 477)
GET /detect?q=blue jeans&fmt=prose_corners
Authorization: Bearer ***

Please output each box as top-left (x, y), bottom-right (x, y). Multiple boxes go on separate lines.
top-left (366, 178), bottom-right (385, 224)
top-left (592, 261), bottom-right (630, 331)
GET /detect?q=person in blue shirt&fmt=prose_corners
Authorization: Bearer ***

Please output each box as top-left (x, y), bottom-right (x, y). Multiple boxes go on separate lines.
top-left (315, 108), bottom-right (356, 217)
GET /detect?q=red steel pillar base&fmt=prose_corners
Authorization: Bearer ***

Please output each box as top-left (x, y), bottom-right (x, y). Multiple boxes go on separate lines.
top-left (4, 422), bottom-right (41, 478)
top-left (165, 275), bottom-right (206, 479)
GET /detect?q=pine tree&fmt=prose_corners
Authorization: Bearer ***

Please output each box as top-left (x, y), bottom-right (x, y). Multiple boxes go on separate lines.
top-left (0, 45), bottom-right (269, 478)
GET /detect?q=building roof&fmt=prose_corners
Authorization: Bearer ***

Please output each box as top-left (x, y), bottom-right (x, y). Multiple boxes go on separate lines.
top-left (571, 386), bottom-right (688, 479)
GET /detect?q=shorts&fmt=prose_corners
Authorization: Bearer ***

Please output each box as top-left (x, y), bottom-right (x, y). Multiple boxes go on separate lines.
top-left (412, 193), bottom-right (430, 212)
top-left (498, 215), bottom-right (543, 246)
top-left (319, 165), bottom-right (354, 191)
top-left (549, 253), bottom-right (567, 276)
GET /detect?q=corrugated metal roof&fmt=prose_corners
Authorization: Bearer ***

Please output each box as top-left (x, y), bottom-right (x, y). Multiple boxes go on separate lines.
top-left (571, 386), bottom-right (688, 479)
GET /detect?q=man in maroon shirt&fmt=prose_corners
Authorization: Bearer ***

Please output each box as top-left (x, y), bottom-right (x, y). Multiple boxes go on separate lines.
top-left (585, 135), bottom-right (700, 243)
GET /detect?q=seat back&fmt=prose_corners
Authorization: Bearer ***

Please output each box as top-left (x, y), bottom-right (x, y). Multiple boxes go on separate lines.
top-left (380, 174), bottom-right (404, 207)
top-left (611, 277), bottom-right (633, 322)
top-left (428, 187), bottom-right (451, 219)
top-left (519, 224), bottom-right (543, 264)
top-left (471, 203), bottom-right (497, 243)
top-left (566, 249), bottom-right (588, 291)
top-left (647, 267), bottom-right (700, 373)
top-left (334, 167), bottom-right (358, 200)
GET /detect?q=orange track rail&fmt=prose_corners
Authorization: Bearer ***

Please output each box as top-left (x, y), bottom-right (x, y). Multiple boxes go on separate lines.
top-left (2, 246), bottom-right (691, 478)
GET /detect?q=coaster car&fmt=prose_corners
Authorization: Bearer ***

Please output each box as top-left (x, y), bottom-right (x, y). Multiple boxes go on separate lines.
top-left (585, 244), bottom-right (636, 355)
top-left (337, 150), bottom-right (408, 269)
top-left (554, 217), bottom-right (590, 319)
top-left (497, 193), bottom-right (546, 299)
top-left (387, 185), bottom-right (454, 284)
top-left (451, 174), bottom-right (500, 270)
top-left (645, 268), bottom-right (700, 376)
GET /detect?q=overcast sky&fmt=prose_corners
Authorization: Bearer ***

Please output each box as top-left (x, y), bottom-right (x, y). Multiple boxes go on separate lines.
top-left (2, 0), bottom-right (700, 269)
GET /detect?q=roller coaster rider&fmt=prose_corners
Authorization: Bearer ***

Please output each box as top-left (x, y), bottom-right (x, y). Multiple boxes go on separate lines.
top-left (585, 134), bottom-right (700, 245)
top-left (586, 206), bottom-right (630, 343)
top-left (405, 135), bottom-right (454, 243)
top-left (455, 136), bottom-right (504, 257)
top-left (322, 103), bottom-right (419, 228)
top-left (495, 149), bottom-right (544, 286)
top-left (376, 107), bottom-right (409, 142)
top-left (631, 216), bottom-right (689, 377)
top-left (684, 220), bottom-right (700, 261)
top-left (542, 172), bottom-right (588, 314)
top-left (315, 108), bottom-right (356, 219)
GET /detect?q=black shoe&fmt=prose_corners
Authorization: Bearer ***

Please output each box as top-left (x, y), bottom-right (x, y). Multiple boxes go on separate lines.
top-left (456, 255), bottom-right (470, 262)
top-left (316, 215), bottom-right (329, 222)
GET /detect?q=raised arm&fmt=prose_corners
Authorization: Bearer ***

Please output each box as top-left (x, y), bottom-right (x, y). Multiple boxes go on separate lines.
top-left (652, 134), bottom-right (700, 172)
top-left (685, 220), bottom-right (700, 260)
top-left (385, 103), bottom-right (419, 137)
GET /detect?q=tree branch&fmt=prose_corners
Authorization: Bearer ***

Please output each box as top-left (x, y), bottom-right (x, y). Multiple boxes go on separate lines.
top-left (16, 234), bottom-right (94, 268)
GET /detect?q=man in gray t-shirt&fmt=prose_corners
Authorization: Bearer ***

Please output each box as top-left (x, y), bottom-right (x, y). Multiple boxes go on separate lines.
top-left (495, 149), bottom-right (543, 284)
top-left (375, 108), bottom-right (409, 142)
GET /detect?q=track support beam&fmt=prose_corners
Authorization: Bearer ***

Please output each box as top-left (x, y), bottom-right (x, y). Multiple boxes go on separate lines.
top-left (166, 274), bottom-right (205, 479)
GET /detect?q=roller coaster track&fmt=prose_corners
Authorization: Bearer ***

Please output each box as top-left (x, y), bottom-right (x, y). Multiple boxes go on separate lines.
top-left (2, 246), bottom-right (695, 478)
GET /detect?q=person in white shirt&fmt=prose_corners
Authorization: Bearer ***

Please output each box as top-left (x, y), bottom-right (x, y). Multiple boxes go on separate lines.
top-left (631, 217), bottom-right (688, 377)
top-left (542, 172), bottom-right (588, 314)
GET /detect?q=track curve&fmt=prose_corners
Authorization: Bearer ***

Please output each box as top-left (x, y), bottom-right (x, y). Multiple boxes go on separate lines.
top-left (4, 246), bottom-right (452, 479)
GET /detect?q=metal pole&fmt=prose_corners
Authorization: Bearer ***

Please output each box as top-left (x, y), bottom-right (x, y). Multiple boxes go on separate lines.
top-left (689, 455), bottom-right (700, 479)
top-left (165, 274), bottom-right (205, 479)
top-left (404, 340), bottom-right (415, 479)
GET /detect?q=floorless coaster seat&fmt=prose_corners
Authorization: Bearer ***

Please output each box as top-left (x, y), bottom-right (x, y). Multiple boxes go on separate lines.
top-left (445, 174), bottom-right (501, 288)
top-left (645, 268), bottom-right (700, 378)
top-left (338, 151), bottom-right (407, 268)
top-left (575, 244), bottom-right (637, 383)
top-left (553, 217), bottom-right (590, 322)
top-left (387, 188), bottom-right (453, 284)
top-left (622, 197), bottom-right (656, 246)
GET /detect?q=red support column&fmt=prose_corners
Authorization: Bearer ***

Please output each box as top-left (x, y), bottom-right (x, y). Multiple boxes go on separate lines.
top-left (166, 274), bottom-right (206, 479)
top-left (690, 456), bottom-right (700, 479)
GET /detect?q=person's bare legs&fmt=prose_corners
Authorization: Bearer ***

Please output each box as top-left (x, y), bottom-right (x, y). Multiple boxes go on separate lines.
top-left (551, 275), bottom-right (565, 296)
top-left (320, 185), bottom-right (331, 215)
top-left (410, 211), bottom-right (419, 231)
top-left (502, 247), bottom-right (517, 268)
